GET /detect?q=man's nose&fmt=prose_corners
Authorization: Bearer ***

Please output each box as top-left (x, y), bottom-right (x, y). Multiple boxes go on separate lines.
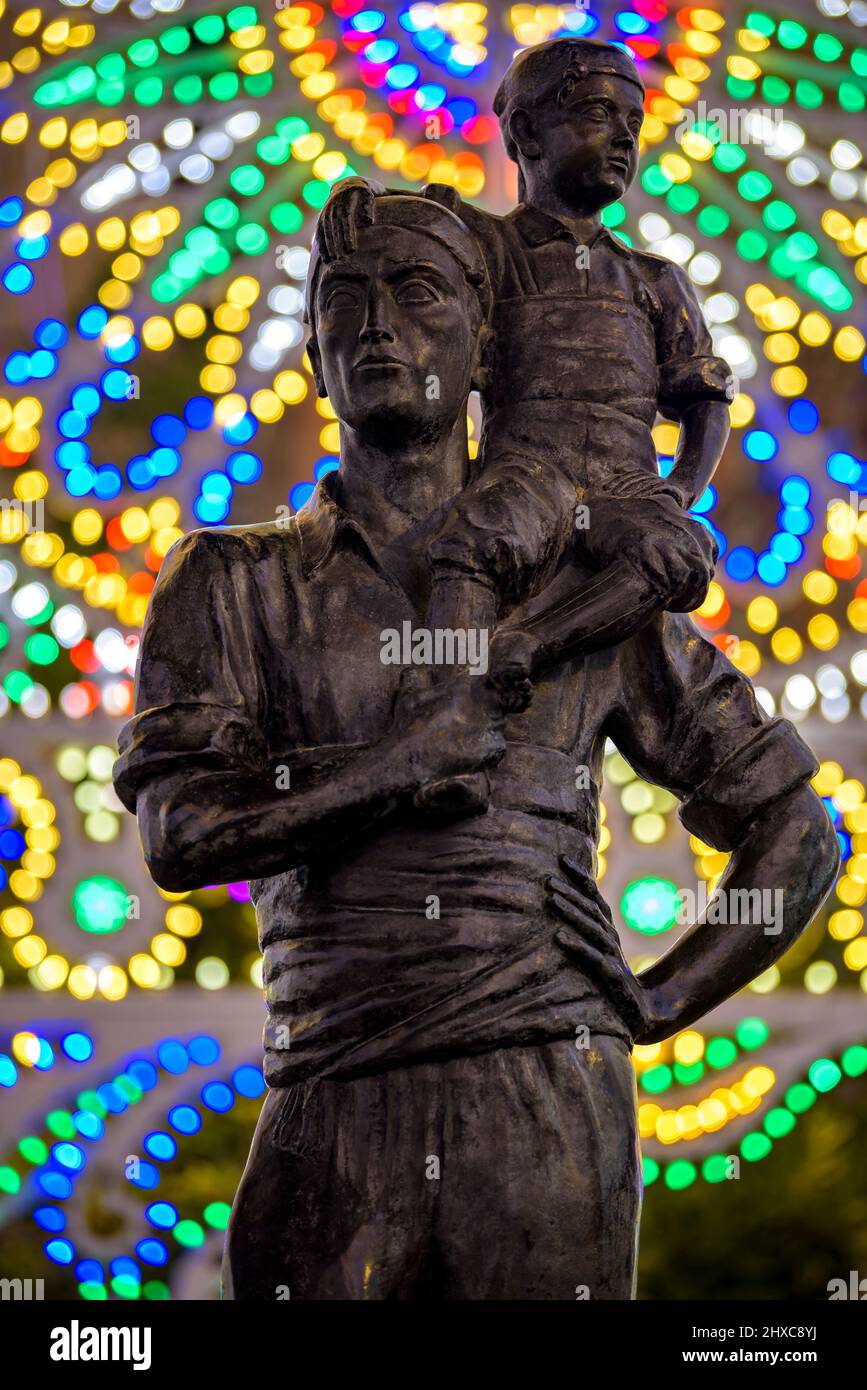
top-left (359, 289), bottom-right (395, 343)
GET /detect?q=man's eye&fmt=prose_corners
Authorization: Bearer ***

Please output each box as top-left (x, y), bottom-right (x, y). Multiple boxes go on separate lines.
top-left (395, 280), bottom-right (438, 305)
top-left (585, 104), bottom-right (610, 120)
top-left (326, 289), bottom-right (359, 310)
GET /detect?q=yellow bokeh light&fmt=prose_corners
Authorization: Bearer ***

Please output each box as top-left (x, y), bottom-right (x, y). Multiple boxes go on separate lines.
top-left (68, 964), bottom-right (97, 1000)
top-left (807, 614), bottom-right (839, 650)
top-left (803, 570), bottom-right (836, 605)
top-left (747, 596), bottom-right (777, 633)
top-left (770, 627), bottom-right (803, 664)
top-left (274, 370), bottom-right (307, 405)
top-left (174, 303), bottom-right (207, 338)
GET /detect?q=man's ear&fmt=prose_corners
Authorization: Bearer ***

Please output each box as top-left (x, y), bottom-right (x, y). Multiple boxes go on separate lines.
top-left (508, 107), bottom-right (541, 161)
top-left (471, 322), bottom-right (493, 395)
top-left (306, 334), bottom-right (327, 398)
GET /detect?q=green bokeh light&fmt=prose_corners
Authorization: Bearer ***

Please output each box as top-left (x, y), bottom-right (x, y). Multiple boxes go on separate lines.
top-left (620, 877), bottom-right (681, 935)
top-left (72, 875), bottom-right (129, 935)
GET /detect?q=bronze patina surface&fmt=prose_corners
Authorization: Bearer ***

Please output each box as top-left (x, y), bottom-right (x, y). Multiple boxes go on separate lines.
top-left (115, 39), bottom-right (839, 1301)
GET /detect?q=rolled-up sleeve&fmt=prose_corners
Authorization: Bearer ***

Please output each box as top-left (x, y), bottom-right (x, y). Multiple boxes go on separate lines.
top-left (113, 529), bottom-right (267, 813)
top-left (606, 612), bottom-right (818, 851)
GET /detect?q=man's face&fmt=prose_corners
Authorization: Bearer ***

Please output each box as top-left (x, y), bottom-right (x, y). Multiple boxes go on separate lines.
top-left (311, 224), bottom-right (481, 444)
top-left (522, 73), bottom-right (644, 211)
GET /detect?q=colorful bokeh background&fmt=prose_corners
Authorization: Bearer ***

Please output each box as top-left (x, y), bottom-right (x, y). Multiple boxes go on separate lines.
top-left (1, 0), bottom-right (866, 1301)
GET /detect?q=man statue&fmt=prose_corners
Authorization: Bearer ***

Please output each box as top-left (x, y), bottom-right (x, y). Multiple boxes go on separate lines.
top-left (114, 187), bottom-right (838, 1298)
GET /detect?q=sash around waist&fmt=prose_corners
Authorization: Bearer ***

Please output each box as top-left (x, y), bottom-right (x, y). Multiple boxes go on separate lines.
top-left (250, 742), bottom-right (627, 1082)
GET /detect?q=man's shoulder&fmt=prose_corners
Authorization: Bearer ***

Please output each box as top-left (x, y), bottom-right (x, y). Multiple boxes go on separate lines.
top-left (167, 516), bottom-right (299, 562)
top-left (158, 517), bottom-right (301, 595)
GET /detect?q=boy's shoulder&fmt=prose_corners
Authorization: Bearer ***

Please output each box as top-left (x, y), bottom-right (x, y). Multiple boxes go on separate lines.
top-left (614, 240), bottom-right (695, 297)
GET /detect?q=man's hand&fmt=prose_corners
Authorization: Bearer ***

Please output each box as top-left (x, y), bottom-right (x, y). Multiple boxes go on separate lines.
top-left (547, 854), bottom-right (676, 1044)
top-left (389, 666), bottom-right (507, 796)
top-left (319, 177), bottom-right (386, 261)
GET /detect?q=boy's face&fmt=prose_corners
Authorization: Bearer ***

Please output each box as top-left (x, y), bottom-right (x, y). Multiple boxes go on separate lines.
top-left (520, 72), bottom-right (643, 212)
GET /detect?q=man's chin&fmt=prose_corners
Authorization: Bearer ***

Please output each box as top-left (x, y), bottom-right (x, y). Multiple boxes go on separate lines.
top-left (346, 404), bottom-right (438, 446)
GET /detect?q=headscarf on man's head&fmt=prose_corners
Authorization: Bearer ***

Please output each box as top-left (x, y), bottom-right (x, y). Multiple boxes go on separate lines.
top-left (305, 191), bottom-right (491, 330)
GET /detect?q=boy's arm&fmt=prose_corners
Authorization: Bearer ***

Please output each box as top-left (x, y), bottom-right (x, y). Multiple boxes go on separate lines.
top-left (666, 399), bottom-right (731, 509)
top-left (654, 261), bottom-right (735, 508)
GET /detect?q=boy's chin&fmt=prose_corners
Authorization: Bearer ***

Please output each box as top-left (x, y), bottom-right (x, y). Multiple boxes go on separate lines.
top-left (559, 173), bottom-right (629, 213)
top-left (597, 170), bottom-right (632, 203)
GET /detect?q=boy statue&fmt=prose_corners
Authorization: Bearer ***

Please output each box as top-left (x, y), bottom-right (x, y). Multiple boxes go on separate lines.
top-left (320, 37), bottom-right (734, 810)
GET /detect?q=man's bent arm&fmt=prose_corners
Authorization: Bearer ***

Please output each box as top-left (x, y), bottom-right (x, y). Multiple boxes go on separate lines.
top-left (136, 739), bottom-right (415, 893)
top-left (637, 783), bottom-right (840, 1040)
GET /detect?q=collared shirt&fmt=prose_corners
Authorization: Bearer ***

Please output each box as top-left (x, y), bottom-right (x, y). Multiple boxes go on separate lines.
top-left (435, 199), bottom-right (730, 480)
top-left (114, 473), bottom-right (817, 1084)
top-left (456, 200), bottom-right (723, 389)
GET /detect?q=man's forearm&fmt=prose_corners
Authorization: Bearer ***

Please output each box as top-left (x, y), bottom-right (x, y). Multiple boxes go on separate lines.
top-left (636, 784), bottom-right (840, 1040)
top-left (668, 400), bottom-right (730, 507)
top-left (136, 740), bottom-right (412, 892)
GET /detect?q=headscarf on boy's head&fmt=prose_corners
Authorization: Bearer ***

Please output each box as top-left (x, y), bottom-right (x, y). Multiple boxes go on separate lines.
top-left (493, 38), bottom-right (645, 202)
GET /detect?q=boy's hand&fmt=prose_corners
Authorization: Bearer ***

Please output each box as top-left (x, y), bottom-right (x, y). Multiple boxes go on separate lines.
top-left (319, 177), bottom-right (386, 261)
top-left (658, 355), bottom-right (737, 409)
top-left (547, 855), bottom-right (677, 1044)
top-left (487, 628), bottom-right (544, 713)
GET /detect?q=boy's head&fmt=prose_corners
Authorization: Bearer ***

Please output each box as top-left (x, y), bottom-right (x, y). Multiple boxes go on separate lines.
top-left (494, 38), bottom-right (645, 212)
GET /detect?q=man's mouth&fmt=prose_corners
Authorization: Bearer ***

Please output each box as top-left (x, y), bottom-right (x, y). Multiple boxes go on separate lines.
top-left (355, 353), bottom-right (407, 370)
top-left (607, 157), bottom-right (630, 175)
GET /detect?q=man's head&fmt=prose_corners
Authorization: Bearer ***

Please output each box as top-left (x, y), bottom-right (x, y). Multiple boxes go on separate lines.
top-left (306, 194), bottom-right (491, 449)
top-left (494, 37), bottom-right (645, 211)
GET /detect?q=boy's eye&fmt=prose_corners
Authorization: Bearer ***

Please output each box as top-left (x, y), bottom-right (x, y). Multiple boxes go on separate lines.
top-left (395, 280), bottom-right (438, 305)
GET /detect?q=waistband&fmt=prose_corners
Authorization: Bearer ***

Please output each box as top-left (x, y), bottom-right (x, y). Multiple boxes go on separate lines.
top-left (489, 741), bottom-right (583, 822)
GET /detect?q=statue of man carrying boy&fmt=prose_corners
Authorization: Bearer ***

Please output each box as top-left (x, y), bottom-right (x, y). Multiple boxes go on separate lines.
top-left (114, 39), bottom-right (838, 1300)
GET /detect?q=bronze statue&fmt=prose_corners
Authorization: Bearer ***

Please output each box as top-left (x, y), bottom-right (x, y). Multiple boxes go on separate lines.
top-left (114, 39), bottom-right (839, 1300)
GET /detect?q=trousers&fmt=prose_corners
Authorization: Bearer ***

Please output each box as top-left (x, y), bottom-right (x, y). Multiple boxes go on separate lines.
top-left (223, 1035), bottom-right (641, 1301)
